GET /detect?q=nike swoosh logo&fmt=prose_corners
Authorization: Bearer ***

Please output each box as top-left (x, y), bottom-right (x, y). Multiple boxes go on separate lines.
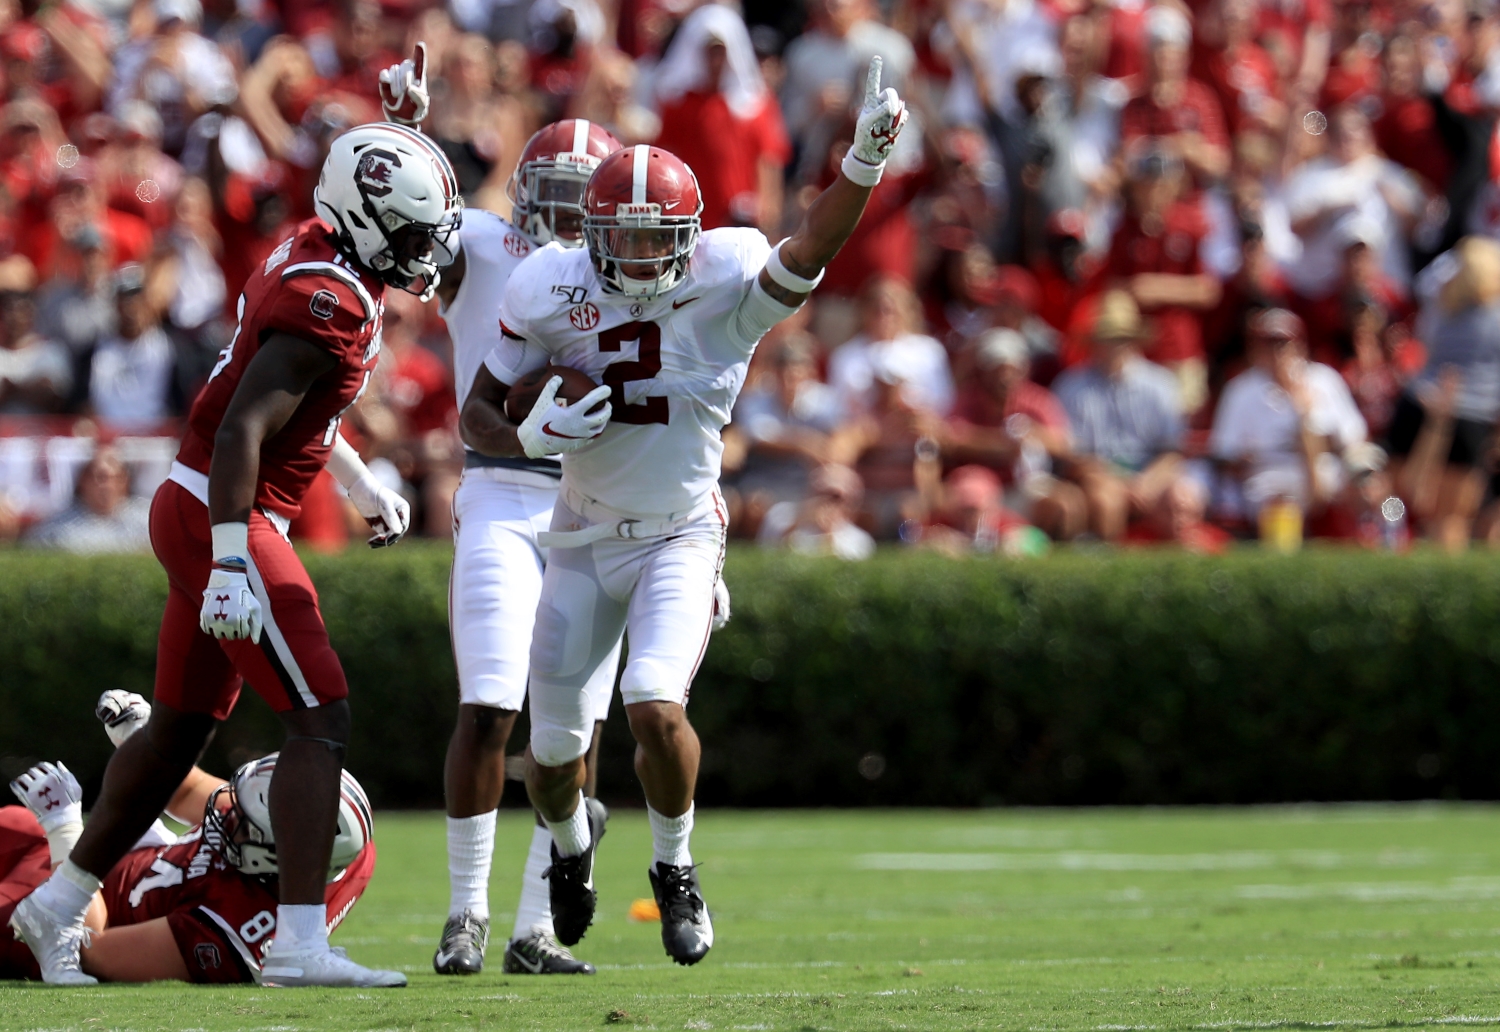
top-left (434, 950), bottom-right (455, 966)
top-left (672, 296), bottom-right (701, 309)
top-left (542, 422), bottom-right (591, 440)
top-left (513, 952), bottom-right (545, 974)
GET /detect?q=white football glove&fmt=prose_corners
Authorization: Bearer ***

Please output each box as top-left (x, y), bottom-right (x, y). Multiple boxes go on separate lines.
top-left (378, 41), bottom-right (430, 126)
top-left (10, 761), bottom-right (82, 835)
top-left (348, 473), bottom-right (412, 548)
top-left (201, 567), bottom-right (262, 643)
top-left (712, 576), bottom-right (731, 632)
top-left (96, 690), bottom-right (151, 748)
top-left (517, 376), bottom-right (613, 459)
top-left (843, 56), bottom-right (909, 182)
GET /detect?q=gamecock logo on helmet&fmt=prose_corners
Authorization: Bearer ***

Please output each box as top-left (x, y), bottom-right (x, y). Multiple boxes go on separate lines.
top-left (569, 302), bottom-right (600, 330)
top-left (355, 149), bottom-right (401, 198)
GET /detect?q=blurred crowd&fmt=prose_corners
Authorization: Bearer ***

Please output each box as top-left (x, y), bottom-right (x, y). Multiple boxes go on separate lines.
top-left (6, 0), bottom-right (1500, 555)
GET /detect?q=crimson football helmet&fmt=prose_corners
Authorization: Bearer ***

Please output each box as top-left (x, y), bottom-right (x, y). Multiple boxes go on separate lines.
top-left (509, 119), bottom-right (622, 247)
top-left (582, 144), bottom-right (703, 298)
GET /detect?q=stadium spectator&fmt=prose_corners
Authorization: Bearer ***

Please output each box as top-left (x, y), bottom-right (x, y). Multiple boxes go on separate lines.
top-left (21, 446), bottom-right (150, 553)
top-left (730, 333), bottom-right (844, 506)
top-left (758, 462), bottom-right (876, 560)
top-left (654, 5), bottom-right (790, 233)
top-left (827, 276), bottom-right (952, 419)
top-left (1119, 6), bottom-right (1230, 186)
top-left (836, 353), bottom-right (940, 539)
top-left (935, 328), bottom-right (1087, 541)
top-left (0, 255), bottom-right (71, 415)
top-left (910, 463), bottom-right (1044, 557)
top-left (22, 158), bottom-right (152, 283)
top-left (1053, 290), bottom-right (1186, 541)
top-left (34, 224), bottom-right (114, 380)
top-left (106, 0), bottom-right (238, 154)
top-left (1317, 443), bottom-right (1410, 549)
top-left (427, 35), bottom-right (534, 209)
top-left (1123, 475), bottom-right (1231, 553)
top-left (1209, 308), bottom-right (1367, 524)
top-left (88, 265), bottom-right (178, 427)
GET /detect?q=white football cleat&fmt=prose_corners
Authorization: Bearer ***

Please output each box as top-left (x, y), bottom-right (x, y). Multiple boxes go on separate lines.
top-left (9, 893), bottom-right (97, 985)
top-left (261, 943), bottom-right (407, 988)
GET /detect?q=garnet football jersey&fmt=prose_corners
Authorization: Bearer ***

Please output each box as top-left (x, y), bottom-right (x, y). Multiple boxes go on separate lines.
top-left (176, 218), bottom-right (386, 520)
top-left (101, 822), bottom-right (375, 983)
top-left (488, 227), bottom-right (772, 518)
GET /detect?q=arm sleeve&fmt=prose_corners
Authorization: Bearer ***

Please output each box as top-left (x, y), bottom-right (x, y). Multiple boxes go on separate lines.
top-left (731, 275), bottom-right (803, 349)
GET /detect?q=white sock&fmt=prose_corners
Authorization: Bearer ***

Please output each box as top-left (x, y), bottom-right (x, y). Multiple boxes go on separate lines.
top-left (649, 803), bottom-right (694, 868)
top-left (33, 860), bottom-right (99, 923)
top-left (511, 823), bottom-right (555, 941)
top-left (274, 903), bottom-right (328, 953)
top-left (446, 812), bottom-right (496, 920)
top-left (544, 793), bottom-right (591, 858)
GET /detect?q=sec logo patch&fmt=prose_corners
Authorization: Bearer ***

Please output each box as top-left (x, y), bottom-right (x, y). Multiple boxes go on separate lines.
top-left (569, 302), bottom-right (600, 330)
top-left (310, 289), bottom-right (340, 320)
top-left (503, 232), bottom-right (530, 258)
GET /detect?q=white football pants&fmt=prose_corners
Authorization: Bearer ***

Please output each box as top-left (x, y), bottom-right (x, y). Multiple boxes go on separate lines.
top-left (528, 489), bottom-right (728, 767)
top-left (449, 467), bottom-right (620, 720)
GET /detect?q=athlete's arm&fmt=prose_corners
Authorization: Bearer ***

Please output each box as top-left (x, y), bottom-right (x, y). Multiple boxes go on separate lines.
top-left (757, 57), bottom-right (907, 308)
top-left (166, 769), bottom-right (228, 827)
top-left (459, 364), bottom-right (524, 457)
top-left (434, 245), bottom-right (466, 308)
top-left (80, 919), bottom-right (191, 982)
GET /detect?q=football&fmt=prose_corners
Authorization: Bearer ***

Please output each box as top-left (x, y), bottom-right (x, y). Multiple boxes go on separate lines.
top-left (504, 364), bottom-right (607, 423)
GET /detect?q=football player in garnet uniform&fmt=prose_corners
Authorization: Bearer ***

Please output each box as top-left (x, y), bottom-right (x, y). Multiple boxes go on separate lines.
top-left (1, 692), bottom-right (377, 984)
top-left (459, 59), bottom-right (908, 965)
top-left (11, 122), bottom-right (461, 988)
top-left (381, 45), bottom-right (640, 977)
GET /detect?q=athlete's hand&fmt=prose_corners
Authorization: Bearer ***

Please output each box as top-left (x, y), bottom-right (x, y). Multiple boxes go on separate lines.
top-left (96, 690), bottom-right (151, 748)
top-left (10, 761), bottom-right (82, 834)
top-left (712, 576), bottom-right (731, 632)
top-left (517, 375), bottom-right (613, 458)
top-left (348, 474), bottom-right (412, 548)
top-left (378, 41), bottom-right (430, 127)
top-left (847, 56), bottom-right (908, 169)
top-left (201, 566), bottom-right (262, 643)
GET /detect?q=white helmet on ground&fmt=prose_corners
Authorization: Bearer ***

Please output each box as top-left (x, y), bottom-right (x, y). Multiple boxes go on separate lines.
top-left (313, 122), bottom-right (462, 300)
top-left (203, 754), bottom-right (375, 881)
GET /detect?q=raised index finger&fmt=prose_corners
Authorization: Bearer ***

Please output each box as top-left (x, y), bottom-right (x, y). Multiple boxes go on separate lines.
top-left (412, 40), bottom-right (427, 85)
top-left (864, 55), bottom-right (883, 107)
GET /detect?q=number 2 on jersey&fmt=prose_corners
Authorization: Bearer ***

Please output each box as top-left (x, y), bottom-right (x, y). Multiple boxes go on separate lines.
top-left (599, 321), bottom-right (668, 425)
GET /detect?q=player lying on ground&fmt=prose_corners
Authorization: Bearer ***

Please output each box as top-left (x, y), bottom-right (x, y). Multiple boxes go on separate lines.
top-left (381, 50), bottom-right (626, 976)
top-left (460, 57), bottom-right (907, 965)
top-left (11, 121), bottom-right (460, 988)
top-left (3, 692), bottom-right (376, 983)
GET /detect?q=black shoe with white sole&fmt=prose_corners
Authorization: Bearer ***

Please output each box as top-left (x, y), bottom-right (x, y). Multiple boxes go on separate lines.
top-left (649, 862), bottom-right (714, 965)
top-left (542, 797), bottom-right (608, 946)
top-left (433, 910), bottom-right (488, 975)
top-left (502, 929), bottom-right (596, 974)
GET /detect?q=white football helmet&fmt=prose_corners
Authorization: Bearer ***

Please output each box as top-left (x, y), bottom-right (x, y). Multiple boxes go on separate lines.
top-left (203, 754), bottom-right (374, 881)
top-left (314, 122), bottom-right (462, 300)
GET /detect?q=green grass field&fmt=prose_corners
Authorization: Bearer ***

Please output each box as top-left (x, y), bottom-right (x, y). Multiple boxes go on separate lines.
top-left (8, 805), bottom-right (1500, 1030)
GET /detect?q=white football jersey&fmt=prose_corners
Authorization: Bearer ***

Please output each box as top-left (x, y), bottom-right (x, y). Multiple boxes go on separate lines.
top-left (439, 209), bottom-right (538, 407)
top-left (488, 227), bottom-right (773, 518)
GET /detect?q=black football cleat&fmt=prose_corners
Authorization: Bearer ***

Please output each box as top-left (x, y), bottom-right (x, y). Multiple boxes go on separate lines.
top-left (433, 909), bottom-right (489, 975)
top-left (542, 797), bottom-right (608, 946)
top-left (649, 862), bottom-right (714, 965)
top-left (502, 929), bottom-right (597, 974)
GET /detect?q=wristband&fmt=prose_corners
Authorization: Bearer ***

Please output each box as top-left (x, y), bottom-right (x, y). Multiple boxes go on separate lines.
top-left (211, 522), bottom-right (250, 565)
top-left (44, 816), bottom-right (82, 867)
top-left (765, 241), bottom-right (826, 294)
top-left (840, 149), bottom-right (885, 188)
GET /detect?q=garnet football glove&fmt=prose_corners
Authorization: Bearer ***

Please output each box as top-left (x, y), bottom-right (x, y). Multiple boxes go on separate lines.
top-left (201, 566), bottom-right (262, 643)
top-left (11, 761), bottom-right (82, 835)
top-left (347, 472), bottom-right (412, 548)
top-left (517, 375), bottom-right (613, 458)
top-left (379, 41), bottom-right (430, 127)
top-left (96, 689), bottom-right (151, 748)
top-left (842, 56), bottom-right (909, 186)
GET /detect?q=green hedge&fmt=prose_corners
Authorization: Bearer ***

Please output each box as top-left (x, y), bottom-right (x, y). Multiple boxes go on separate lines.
top-left (2, 545), bottom-right (1497, 808)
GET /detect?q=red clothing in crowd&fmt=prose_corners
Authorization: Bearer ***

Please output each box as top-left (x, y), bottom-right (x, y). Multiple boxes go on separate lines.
top-left (215, 172), bottom-right (298, 310)
top-left (1376, 94), bottom-right (1451, 189)
top-left (19, 207), bottom-right (152, 281)
top-left (654, 91), bottom-right (790, 230)
top-left (948, 378), bottom-right (1071, 486)
top-left (1123, 518), bottom-right (1232, 553)
top-left (1120, 80), bottom-right (1230, 156)
top-left (1108, 197), bottom-right (1211, 364)
top-left (1198, 41), bottom-right (1281, 133)
top-left (386, 344), bottom-right (457, 436)
top-left (1102, 1), bottom-right (1150, 85)
top-left (820, 168), bottom-right (930, 297)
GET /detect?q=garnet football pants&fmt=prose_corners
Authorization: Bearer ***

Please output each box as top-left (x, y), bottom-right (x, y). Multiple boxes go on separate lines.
top-left (0, 807), bottom-right (50, 979)
top-left (149, 473), bottom-right (348, 718)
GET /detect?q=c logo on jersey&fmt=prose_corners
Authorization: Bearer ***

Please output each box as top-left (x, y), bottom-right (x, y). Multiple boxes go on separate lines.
top-left (195, 943), bottom-right (222, 971)
top-left (503, 232), bottom-right (531, 258)
top-left (569, 302), bottom-right (601, 331)
top-left (355, 149), bottom-right (401, 198)
top-left (310, 289), bottom-right (340, 320)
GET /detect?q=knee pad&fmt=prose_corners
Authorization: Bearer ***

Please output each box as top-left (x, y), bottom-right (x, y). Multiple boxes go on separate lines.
top-left (530, 725), bottom-right (592, 767)
top-left (619, 658), bottom-right (688, 707)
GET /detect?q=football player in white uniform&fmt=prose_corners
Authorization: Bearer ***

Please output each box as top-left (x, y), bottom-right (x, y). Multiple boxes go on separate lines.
top-left (380, 48), bottom-right (625, 976)
top-left (460, 58), bottom-right (907, 965)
